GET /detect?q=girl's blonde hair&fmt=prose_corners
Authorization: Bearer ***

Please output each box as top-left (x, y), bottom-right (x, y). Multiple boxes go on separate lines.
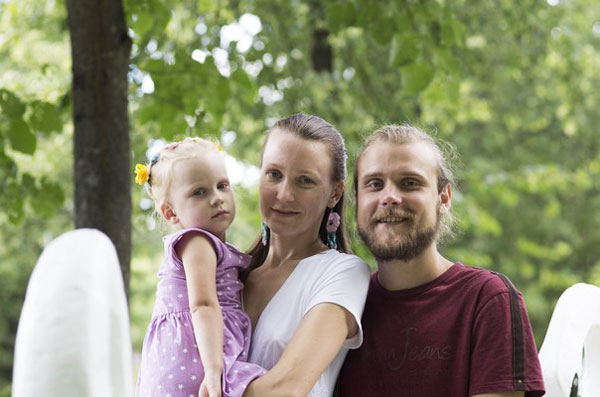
top-left (145, 137), bottom-right (223, 213)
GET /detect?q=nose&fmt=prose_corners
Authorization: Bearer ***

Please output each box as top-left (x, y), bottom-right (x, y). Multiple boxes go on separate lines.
top-left (276, 180), bottom-right (294, 203)
top-left (210, 190), bottom-right (224, 207)
top-left (380, 184), bottom-right (402, 207)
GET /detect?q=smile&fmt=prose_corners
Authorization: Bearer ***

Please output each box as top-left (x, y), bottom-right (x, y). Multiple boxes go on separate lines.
top-left (376, 217), bottom-right (408, 224)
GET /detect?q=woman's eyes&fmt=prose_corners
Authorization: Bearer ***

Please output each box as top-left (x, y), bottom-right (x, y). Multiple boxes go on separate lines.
top-left (265, 170), bottom-right (314, 185)
top-left (266, 170), bottom-right (282, 179)
top-left (299, 176), bottom-right (314, 184)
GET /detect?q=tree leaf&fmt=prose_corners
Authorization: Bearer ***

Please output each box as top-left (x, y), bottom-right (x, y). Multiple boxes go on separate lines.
top-left (355, 0), bottom-right (378, 27)
top-left (389, 33), bottom-right (419, 67)
top-left (133, 13), bottom-right (153, 37)
top-left (327, 2), bottom-right (355, 33)
top-left (401, 61), bottom-right (434, 95)
top-left (370, 17), bottom-right (394, 45)
top-left (0, 89), bottom-right (26, 118)
top-left (4, 181), bottom-right (25, 225)
top-left (28, 101), bottom-right (63, 134)
top-left (30, 178), bottom-right (65, 217)
top-left (8, 118), bottom-right (36, 154)
top-left (231, 69), bottom-right (257, 105)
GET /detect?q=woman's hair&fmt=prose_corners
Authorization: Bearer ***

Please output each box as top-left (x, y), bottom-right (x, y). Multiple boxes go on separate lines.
top-left (247, 113), bottom-right (351, 272)
top-left (145, 137), bottom-right (223, 215)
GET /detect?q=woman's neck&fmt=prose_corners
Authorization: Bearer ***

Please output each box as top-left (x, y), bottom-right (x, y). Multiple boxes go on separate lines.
top-left (266, 233), bottom-right (328, 267)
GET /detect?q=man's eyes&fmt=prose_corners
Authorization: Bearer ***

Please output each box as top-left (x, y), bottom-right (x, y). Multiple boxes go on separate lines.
top-left (402, 179), bottom-right (420, 188)
top-left (365, 180), bottom-right (383, 190)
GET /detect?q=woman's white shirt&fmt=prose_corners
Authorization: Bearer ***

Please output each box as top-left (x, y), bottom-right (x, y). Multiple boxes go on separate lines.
top-left (248, 249), bottom-right (370, 397)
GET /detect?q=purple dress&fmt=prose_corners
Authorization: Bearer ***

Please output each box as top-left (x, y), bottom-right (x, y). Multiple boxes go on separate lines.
top-left (136, 228), bottom-right (266, 397)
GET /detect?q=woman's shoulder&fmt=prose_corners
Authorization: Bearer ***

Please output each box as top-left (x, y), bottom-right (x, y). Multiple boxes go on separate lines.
top-left (302, 250), bottom-right (370, 277)
top-left (322, 249), bottom-right (369, 265)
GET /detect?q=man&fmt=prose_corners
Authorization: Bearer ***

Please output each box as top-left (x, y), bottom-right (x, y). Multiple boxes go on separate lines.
top-left (337, 125), bottom-right (545, 396)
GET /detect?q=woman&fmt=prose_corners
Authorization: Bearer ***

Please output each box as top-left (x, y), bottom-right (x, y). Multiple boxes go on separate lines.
top-left (243, 114), bottom-right (370, 396)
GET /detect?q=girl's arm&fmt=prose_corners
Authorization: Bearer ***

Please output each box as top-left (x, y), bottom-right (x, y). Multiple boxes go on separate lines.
top-left (177, 234), bottom-right (223, 397)
top-left (243, 302), bottom-right (357, 397)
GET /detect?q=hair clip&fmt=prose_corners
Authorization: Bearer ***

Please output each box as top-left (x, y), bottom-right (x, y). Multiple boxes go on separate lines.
top-left (166, 142), bottom-right (179, 151)
top-left (150, 153), bottom-right (160, 166)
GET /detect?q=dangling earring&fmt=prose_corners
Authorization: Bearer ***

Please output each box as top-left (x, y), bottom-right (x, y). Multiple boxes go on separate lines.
top-left (261, 221), bottom-right (268, 246)
top-left (326, 211), bottom-right (341, 250)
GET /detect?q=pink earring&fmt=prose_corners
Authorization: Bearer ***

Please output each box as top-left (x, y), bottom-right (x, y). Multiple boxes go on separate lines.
top-left (326, 211), bottom-right (341, 250)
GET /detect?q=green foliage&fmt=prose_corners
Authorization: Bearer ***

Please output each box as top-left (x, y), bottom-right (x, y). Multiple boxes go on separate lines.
top-left (3, 0), bottom-right (600, 390)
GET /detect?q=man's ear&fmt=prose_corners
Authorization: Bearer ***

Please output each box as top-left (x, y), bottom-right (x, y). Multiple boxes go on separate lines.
top-left (160, 202), bottom-right (178, 225)
top-left (328, 181), bottom-right (345, 208)
top-left (439, 183), bottom-right (452, 214)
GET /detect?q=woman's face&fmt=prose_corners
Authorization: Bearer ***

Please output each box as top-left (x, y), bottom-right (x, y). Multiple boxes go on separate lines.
top-left (259, 130), bottom-right (342, 241)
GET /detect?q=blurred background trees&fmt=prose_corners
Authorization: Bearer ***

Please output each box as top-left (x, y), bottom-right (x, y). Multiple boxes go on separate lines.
top-left (1, 0), bottom-right (600, 393)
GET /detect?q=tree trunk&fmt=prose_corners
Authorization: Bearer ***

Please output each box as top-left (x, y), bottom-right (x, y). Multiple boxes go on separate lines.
top-left (66, 0), bottom-right (132, 299)
top-left (312, 28), bottom-right (333, 73)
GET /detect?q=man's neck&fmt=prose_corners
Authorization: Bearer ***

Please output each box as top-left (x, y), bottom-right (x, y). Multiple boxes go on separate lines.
top-left (376, 244), bottom-right (454, 291)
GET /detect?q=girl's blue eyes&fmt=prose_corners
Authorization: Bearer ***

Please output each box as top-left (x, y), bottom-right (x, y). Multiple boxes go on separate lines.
top-left (193, 182), bottom-right (229, 196)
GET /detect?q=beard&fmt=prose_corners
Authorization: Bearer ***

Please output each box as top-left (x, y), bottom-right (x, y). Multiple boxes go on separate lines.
top-left (358, 207), bottom-right (440, 262)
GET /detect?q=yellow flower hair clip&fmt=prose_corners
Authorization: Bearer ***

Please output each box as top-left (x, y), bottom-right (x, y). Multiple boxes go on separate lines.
top-left (212, 141), bottom-right (222, 151)
top-left (134, 163), bottom-right (149, 185)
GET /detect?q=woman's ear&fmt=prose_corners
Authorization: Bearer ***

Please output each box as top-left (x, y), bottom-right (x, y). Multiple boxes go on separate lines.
top-left (328, 181), bottom-right (345, 208)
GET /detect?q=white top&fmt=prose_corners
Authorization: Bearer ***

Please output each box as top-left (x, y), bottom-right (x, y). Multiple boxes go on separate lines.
top-left (248, 249), bottom-right (371, 397)
top-left (12, 229), bottom-right (133, 397)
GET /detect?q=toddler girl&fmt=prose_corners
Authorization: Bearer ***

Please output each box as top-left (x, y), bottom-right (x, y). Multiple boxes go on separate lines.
top-left (135, 138), bottom-right (265, 397)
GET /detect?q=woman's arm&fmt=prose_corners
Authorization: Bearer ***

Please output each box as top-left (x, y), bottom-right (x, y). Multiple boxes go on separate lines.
top-left (243, 302), bottom-right (357, 397)
top-left (178, 234), bottom-right (223, 397)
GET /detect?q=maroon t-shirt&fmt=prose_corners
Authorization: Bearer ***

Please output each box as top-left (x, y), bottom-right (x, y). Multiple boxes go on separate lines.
top-left (337, 263), bottom-right (545, 397)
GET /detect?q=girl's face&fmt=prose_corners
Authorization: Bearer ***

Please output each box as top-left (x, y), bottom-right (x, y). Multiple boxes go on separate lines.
top-left (259, 130), bottom-right (342, 242)
top-left (161, 153), bottom-right (235, 241)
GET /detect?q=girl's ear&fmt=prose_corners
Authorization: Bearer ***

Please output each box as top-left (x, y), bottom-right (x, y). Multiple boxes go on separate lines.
top-left (160, 202), bottom-right (178, 225)
top-left (328, 181), bottom-right (345, 208)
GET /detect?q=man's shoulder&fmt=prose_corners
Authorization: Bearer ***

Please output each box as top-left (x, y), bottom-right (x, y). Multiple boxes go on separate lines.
top-left (450, 263), bottom-right (514, 298)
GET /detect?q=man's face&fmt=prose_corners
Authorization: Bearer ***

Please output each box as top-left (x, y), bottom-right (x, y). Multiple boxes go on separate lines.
top-left (356, 141), bottom-right (450, 261)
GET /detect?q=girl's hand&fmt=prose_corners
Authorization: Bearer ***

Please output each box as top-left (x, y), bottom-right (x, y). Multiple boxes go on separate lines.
top-left (199, 373), bottom-right (222, 397)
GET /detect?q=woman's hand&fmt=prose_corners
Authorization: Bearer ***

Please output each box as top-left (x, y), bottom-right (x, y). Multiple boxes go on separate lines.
top-left (199, 372), bottom-right (222, 397)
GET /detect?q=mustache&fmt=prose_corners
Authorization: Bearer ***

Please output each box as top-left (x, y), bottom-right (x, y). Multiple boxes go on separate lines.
top-left (371, 208), bottom-right (415, 222)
